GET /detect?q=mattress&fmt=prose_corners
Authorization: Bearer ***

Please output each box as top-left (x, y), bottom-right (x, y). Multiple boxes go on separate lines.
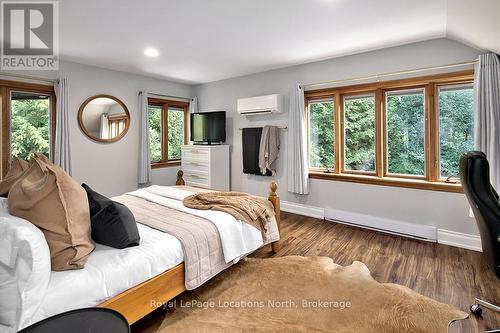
top-left (30, 223), bottom-right (184, 326)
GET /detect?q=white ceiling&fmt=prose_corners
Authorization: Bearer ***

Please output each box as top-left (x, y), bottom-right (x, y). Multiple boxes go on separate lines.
top-left (57, 0), bottom-right (497, 84)
top-left (446, 0), bottom-right (500, 56)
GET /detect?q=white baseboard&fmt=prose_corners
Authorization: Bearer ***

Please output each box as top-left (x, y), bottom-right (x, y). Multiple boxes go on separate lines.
top-left (281, 200), bottom-right (324, 219)
top-left (280, 202), bottom-right (482, 252)
top-left (437, 229), bottom-right (482, 252)
top-left (325, 208), bottom-right (437, 241)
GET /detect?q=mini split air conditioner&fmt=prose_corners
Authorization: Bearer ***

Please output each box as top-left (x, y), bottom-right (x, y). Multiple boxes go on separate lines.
top-left (237, 94), bottom-right (283, 116)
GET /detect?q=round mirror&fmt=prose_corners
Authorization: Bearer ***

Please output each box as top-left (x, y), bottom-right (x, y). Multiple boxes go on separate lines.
top-left (78, 95), bottom-right (130, 143)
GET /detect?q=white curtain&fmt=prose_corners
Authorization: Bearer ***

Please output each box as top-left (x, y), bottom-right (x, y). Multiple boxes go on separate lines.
top-left (53, 78), bottom-right (71, 175)
top-left (138, 91), bottom-right (151, 184)
top-left (287, 83), bottom-right (309, 194)
top-left (474, 53), bottom-right (500, 192)
top-left (189, 97), bottom-right (199, 113)
top-left (99, 114), bottom-right (109, 139)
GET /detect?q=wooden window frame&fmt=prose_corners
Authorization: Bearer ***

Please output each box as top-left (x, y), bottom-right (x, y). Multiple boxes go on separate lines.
top-left (108, 114), bottom-right (128, 138)
top-left (148, 98), bottom-right (189, 169)
top-left (341, 92), bottom-right (377, 176)
top-left (305, 70), bottom-right (474, 193)
top-left (435, 82), bottom-right (475, 182)
top-left (306, 97), bottom-right (335, 172)
top-left (1, 79), bottom-right (56, 178)
top-left (383, 86), bottom-right (427, 180)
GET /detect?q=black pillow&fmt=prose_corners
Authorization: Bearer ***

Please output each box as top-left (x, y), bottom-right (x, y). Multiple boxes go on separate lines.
top-left (82, 183), bottom-right (140, 249)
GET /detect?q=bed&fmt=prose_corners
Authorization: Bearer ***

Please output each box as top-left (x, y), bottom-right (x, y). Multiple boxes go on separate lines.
top-left (0, 174), bottom-right (280, 332)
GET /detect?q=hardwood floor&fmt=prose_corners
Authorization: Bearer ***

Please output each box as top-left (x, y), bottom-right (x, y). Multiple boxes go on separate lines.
top-left (133, 211), bottom-right (500, 332)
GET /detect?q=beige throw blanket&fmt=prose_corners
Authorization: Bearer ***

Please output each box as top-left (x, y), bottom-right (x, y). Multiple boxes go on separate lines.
top-left (183, 191), bottom-right (275, 238)
top-left (114, 195), bottom-right (232, 289)
top-left (259, 125), bottom-right (280, 175)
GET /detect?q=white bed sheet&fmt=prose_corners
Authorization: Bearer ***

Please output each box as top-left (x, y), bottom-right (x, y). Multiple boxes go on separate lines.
top-left (129, 186), bottom-right (265, 263)
top-left (30, 223), bottom-right (184, 326)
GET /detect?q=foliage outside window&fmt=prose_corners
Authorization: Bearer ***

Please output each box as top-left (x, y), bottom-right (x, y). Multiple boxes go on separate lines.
top-left (10, 92), bottom-right (52, 161)
top-left (1, 83), bottom-right (56, 178)
top-left (308, 100), bottom-right (334, 169)
top-left (438, 85), bottom-right (474, 178)
top-left (344, 95), bottom-right (375, 172)
top-left (148, 99), bottom-right (188, 167)
top-left (386, 90), bottom-right (425, 176)
top-left (148, 105), bottom-right (162, 162)
top-left (167, 108), bottom-right (184, 160)
top-left (305, 71), bottom-right (474, 192)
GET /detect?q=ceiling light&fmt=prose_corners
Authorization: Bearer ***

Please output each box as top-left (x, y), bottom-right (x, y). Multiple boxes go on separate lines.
top-left (144, 48), bottom-right (159, 57)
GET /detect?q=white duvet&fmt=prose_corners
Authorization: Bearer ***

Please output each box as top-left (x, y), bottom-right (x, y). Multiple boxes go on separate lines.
top-left (0, 186), bottom-right (267, 332)
top-left (129, 186), bottom-right (265, 263)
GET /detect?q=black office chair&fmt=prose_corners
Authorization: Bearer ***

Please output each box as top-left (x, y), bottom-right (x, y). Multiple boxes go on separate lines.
top-left (18, 308), bottom-right (130, 333)
top-left (460, 151), bottom-right (500, 318)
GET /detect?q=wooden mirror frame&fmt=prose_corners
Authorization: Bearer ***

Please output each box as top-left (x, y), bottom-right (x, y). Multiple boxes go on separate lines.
top-left (78, 94), bottom-right (130, 143)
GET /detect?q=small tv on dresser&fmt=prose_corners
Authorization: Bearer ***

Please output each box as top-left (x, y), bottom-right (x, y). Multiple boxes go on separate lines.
top-left (190, 111), bottom-right (226, 145)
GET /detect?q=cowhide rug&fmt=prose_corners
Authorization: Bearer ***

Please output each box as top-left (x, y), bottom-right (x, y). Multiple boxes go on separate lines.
top-left (153, 256), bottom-right (467, 332)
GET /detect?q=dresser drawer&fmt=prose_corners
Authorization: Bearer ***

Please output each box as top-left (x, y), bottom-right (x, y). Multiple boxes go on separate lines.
top-left (183, 170), bottom-right (209, 187)
top-left (182, 159), bottom-right (209, 173)
top-left (181, 145), bottom-right (230, 191)
top-left (182, 147), bottom-right (209, 160)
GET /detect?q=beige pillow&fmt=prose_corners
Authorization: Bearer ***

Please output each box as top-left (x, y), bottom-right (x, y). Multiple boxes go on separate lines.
top-left (32, 153), bottom-right (52, 165)
top-left (0, 157), bottom-right (29, 196)
top-left (8, 155), bottom-right (95, 271)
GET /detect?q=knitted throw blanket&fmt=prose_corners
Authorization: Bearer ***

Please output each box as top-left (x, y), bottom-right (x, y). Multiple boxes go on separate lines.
top-left (183, 191), bottom-right (275, 237)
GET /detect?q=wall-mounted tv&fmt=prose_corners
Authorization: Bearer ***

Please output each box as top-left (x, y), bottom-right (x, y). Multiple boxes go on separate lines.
top-left (190, 111), bottom-right (226, 144)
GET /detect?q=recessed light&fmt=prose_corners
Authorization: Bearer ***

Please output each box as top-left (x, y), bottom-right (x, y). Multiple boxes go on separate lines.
top-left (144, 48), bottom-right (159, 57)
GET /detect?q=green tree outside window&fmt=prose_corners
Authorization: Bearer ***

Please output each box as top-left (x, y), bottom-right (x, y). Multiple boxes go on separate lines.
top-left (386, 91), bottom-right (425, 176)
top-left (309, 101), bottom-right (334, 169)
top-left (10, 95), bottom-right (51, 161)
top-left (344, 96), bottom-right (376, 172)
top-left (439, 86), bottom-right (474, 178)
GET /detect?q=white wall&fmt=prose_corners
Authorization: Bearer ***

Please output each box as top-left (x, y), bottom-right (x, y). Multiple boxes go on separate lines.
top-left (194, 38), bottom-right (482, 235)
top-left (59, 61), bottom-right (193, 196)
top-left (2, 61), bottom-right (193, 197)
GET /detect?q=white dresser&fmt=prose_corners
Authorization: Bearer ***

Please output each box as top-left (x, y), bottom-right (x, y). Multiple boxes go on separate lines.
top-left (181, 145), bottom-right (230, 191)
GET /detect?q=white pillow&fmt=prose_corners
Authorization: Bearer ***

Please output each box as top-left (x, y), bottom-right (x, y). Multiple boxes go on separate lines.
top-left (0, 200), bottom-right (51, 332)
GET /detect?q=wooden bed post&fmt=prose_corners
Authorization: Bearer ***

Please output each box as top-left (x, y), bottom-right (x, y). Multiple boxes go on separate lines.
top-left (268, 181), bottom-right (281, 253)
top-left (176, 170), bottom-right (185, 185)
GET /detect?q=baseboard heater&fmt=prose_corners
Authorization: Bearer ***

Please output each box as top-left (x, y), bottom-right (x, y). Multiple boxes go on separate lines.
top-left (324, 208), bottom-right (437, 242)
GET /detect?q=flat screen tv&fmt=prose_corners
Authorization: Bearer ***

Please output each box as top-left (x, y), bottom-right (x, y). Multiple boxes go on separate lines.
top-left (190, 111), bottom-right (226, 144)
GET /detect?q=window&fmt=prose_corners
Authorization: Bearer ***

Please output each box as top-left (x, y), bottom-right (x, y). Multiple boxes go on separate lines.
top-left (308, 99), bottom-right (334, 170)
top-left (305, 70), bottom-right (474, 192)
top-left (343, 95), bottom-right (376, 173)
top-left (108, 115), bottom-right (127, 138)
top-left (148, 105), bottom-right (162, 163)
top-left (147, 98), bottom-right (189, 168)
top-left (167, 107), bottom-right (184, 160)
top-left (386, 89), bottom-right (425, 176)
top-left (1, 82), bottom-right (56, 178)
top-left (438, 84), bottom-right (474, 179)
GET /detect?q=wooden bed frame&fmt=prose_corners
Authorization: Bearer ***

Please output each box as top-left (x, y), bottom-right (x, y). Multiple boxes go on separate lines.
top-left (98, 171), bottom-right (281, 324)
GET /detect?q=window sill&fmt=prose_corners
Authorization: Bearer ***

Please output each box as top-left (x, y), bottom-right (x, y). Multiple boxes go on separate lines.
top-left (308, 171), bottom-right (463, 193)
top-left (151, 161), bottom-right (181, 169)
